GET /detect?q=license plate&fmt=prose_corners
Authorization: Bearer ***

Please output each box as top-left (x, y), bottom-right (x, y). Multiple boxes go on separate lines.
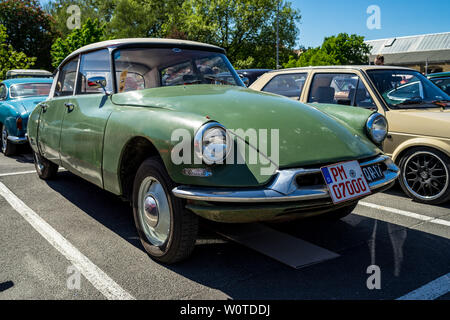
top-left (321, 160), bottom-right (371, 204)
top-left (362, 163), bottom-right (385, 183)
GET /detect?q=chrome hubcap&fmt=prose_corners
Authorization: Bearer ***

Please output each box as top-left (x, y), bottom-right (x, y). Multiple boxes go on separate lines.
top-left (403, 151), bottom-right (449, 201)
top-left (138, 176), bottom-right (171, 246)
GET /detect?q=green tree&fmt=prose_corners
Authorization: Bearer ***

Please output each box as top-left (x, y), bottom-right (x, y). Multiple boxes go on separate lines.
top-left (44, 0), bottom-right (116, 38)
top-left (50, 18), bottom-right (106, 68)
top-left (284, 33), bottom-right (372, 68)
top-left (109, 0), bottom-right (301, 69)
top-left (0, 0), bottom-right (57, 70)
top-left (0, 25), bottom-right (36, 80)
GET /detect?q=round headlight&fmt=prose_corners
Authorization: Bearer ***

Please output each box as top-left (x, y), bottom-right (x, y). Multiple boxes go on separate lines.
top-left (194, 122), bottom-right (230, 165)
top-left (366, 113), bottom-right (388, 144)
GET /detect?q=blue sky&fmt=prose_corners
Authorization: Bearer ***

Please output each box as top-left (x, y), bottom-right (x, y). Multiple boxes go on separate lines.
top-left (39, 0), bottom-right (450, 48)
top-left (293, 0), bottom-right (450, 47)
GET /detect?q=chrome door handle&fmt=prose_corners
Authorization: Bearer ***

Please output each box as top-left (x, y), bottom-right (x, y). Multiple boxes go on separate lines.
top-left (40, 103), bottom-right (48, 112)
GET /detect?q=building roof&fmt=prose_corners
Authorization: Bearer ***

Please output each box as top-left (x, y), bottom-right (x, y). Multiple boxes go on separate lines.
top-left (61, 38), bottom-right (226, 68)
top-left (365, 32), bottom-right (450, 65)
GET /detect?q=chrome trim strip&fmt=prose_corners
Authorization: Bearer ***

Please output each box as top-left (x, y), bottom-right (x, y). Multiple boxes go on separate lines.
top-left (172, 155), bottom-right (400, 203)
top-left (7, 136), bottom-right (28, 144)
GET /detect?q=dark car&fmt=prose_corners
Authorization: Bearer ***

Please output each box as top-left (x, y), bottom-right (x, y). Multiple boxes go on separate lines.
top-left (237, 69), bottom-right (272, 86)
top-left (428, 72), bottom-right (450, 95)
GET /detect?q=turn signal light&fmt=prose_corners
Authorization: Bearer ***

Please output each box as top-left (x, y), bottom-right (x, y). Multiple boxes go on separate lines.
top-left (16, 117), bottom-right (23, 131)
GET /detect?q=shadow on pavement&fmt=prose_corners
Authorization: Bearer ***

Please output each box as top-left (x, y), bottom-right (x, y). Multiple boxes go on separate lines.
top-left (44, 171), bottom-right (450, 300)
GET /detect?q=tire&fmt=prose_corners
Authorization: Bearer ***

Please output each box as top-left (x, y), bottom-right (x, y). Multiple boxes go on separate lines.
top-left (33, 151), bottom-right (59, 180)
top-left (1, 124), bottom-right (17, 156)
top-left (320, 203), bottom-right (358, 221)
top-left (132, 157), bottom-right (198, 264)
top-left (398, 147), bottom-right (450, 205)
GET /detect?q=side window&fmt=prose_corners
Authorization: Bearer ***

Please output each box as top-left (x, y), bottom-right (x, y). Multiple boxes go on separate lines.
top-left (0, 84), bottom-right (6, 100)
top-left (262, 73), bottom-right (307, 98)
top-left (77, 49), bottom-right (112, 94)
top-left (308, 73), bottom-right (375, 108)
top-left (55, 57), bottom-right (79, 97)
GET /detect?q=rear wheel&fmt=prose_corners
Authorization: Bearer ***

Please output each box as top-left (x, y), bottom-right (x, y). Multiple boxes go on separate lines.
top-left (33, 151), bottom-right (59, 180)
top-left (132, 157), bottom-right (198, 264)
top-left (398, 148), bottom-right (450, 204)
top-left (1, 124), bottom-right (17, 156)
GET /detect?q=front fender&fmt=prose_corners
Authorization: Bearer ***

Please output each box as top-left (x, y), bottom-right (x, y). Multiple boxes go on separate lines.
top-left (102, 106), bottom-right (275, 196)
top-left (391, 137), bottom-right (450, 163)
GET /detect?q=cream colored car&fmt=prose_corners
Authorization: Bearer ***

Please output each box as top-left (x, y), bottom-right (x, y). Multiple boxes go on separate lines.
top-left (251, 66), bottom-right (450, 204)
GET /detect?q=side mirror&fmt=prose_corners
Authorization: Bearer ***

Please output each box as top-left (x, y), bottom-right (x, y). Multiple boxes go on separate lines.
top-left (241, 77), bottom-right (250, 87)
top-left (87, 76), bottom-right (109, 94)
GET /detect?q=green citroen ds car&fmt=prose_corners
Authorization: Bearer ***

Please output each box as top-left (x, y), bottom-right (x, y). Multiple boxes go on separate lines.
top-left (27, 39), bottom-right (399, 263)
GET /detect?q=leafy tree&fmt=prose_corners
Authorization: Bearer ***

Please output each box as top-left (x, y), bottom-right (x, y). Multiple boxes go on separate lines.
top-left (285, 33), bottom-right (372, 68)
top-left (50, 18), bottom-right (106, 68)
top-left (0, 0), bottom-right (57, 70)
top-left (44, 0), bottom-right (116, 38)
top-left (0, 25), bottom-right (36, 80)
top-left (109, 0), bottom-right (301, 69)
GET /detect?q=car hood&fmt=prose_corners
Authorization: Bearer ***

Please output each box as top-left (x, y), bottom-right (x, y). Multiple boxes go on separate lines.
top-left (113, 85), bottom-right (380, 168)
top-left (387, 108), bottom-right (450, 139)
top-left (12, 96), bottom-right (47, 115)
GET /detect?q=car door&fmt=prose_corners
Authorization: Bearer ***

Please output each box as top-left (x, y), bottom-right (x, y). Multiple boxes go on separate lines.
top-left (38, 56), bottom-right (79, 164)
top-left (59, 49), bottom-right (114, 188)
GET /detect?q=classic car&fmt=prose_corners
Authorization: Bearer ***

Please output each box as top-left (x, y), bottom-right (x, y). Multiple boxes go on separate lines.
top-left (251, 66), bottom-right (450, 204)
top-left (428, 72), bottom-right (450, 95)
top-left (0, 78), bottom-right (53, 156)
top-left (6, 69), bottom-right (53, 79)
top-left (28, 39), bottom-right (399, 263)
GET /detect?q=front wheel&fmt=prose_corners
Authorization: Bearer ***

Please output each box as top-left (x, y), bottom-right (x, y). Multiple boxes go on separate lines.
top-left (132, 157), bottom-right (198, 264)
top-left (398, 148), bottom-right (450, 205)
top-left (1, 124), bottom-right (17, 156)
top-left (33, 151), bottom-right (59, 180)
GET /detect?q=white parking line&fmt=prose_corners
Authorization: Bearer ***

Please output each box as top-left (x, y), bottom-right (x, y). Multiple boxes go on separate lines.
top-left (0, 170), bottom-right (37, 177)
top-left (359, 201), bottom-right (450, 227)
top-left (397, 273), bottom-right (450, 300)
top-left (0, 182), bottom-right (135, 300)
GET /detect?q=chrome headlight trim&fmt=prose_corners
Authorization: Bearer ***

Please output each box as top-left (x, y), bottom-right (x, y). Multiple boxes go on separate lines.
top-left (194, 122), bottom-right (231, 165)
top-left (366, 113), bottom-right (388, 144)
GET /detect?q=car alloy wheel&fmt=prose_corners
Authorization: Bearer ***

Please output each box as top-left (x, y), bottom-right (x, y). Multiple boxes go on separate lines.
top-left (1, 124), bottom-right (16, 156)
top-left (1, 125), bottom-right (7, 153)
top-left (137, 176), bottom-right (171, 247)
top-left (401, 150), bottom-right (449, 203)
top-left (32, 151), bottom-right (59, 180)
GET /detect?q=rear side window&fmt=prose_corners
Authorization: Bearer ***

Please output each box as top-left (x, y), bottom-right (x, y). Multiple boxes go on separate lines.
top-left (262, 73), bottom-right (307, 99)
top-left (431, 78), bottom-right (450, 95)
top-left (77, 49), bottom-right (113, 94)
top-left (308, 73), bottom-right (375, 108)
top-left (55, 57), bottom-right (78, 97)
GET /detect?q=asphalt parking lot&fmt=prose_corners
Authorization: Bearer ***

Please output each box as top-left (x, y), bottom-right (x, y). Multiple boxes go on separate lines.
top-left (0, 150), bottom-right (449, 300)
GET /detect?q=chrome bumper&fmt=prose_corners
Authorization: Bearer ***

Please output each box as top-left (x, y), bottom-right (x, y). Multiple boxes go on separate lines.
top-left (7, 135), bottom-right (28, 144)
top-left (172, 155), bottom-right (400, 203)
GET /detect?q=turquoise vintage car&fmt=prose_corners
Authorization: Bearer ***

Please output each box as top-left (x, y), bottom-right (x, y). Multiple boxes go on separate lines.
top-left (28, 39), bottom-right (399, 263)
top-left (0, 78), bottom-right (53, 155)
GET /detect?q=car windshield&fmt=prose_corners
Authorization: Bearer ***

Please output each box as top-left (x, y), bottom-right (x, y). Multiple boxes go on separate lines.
top-left (9, 83), bottom-right (52, 98)
top-left (367, 69), bottom-right (450, 108)
top-left (113, 48), bottom-right (242, 93)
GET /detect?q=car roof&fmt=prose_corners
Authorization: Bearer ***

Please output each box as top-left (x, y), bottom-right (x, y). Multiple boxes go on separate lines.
top-left (1, 78), bottom-right (54, 87)
top-left (266, 65), bottom-right (416, 74)
top-left (237, 69), bottom-right (272, 72)
top-left (60, 38), bottom-right (226, 68)
top-left (427, 72), bottom-right (450, 78)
